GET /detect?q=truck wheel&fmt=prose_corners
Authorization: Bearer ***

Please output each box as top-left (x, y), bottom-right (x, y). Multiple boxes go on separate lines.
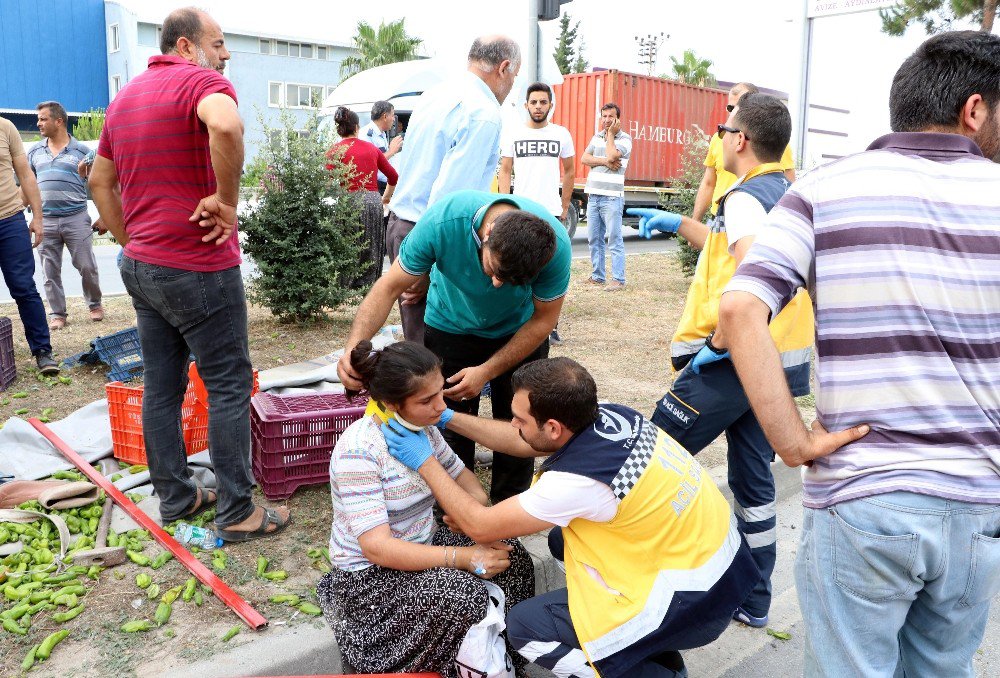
top-left (564, 200), bottom-right (580, 239)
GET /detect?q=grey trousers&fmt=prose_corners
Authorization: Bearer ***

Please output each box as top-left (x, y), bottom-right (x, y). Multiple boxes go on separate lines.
top-left (385, 210), bottom-right (424, 344)
top-left (38, 209), bottom-right (102, 317)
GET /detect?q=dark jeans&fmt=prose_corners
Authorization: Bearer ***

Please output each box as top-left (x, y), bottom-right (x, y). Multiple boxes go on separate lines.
top-left (119, 256), bottom-right (254, 527)
top-left (651, 360), bottom-right (780, 618)
top-left (0, 212), bottom-right (50, 355)
top-left (507, 587), bottom-right (689, 678)
top-left (385, 211), bottom-right (424, 344)
top-left (424, 325), bottom-right (548, 504)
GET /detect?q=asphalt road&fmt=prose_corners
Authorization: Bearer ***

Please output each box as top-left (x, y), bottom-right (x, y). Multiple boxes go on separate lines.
top-left (0, 222), bottom-right (678, 303)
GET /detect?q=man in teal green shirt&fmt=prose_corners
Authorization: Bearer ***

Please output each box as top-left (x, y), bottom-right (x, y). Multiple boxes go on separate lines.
top-left (338, 189), bottom-right (571, 501)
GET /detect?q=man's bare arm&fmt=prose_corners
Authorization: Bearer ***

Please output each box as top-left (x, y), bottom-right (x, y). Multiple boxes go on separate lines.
top-left (416, 457), bottom-right (553, 543)
top-left (444, 411), bottom-right (538, 458)
top-left (560, 155), bottom-right (575, 219)
top-left (337, 260), bottom-right (421, 389)
top-left (191, 93), bottom-right (243, 244)
top-left (692, 166), bottom-right (717, 223)
top-left (498, 156), bottom-right (514, 194)
top-left (197, 93), bottom-right (243, 206)
top-left (89, 156), bottom-right (128, 245)
top-left (580, 152), bottom-right (606, 168)
top-left (716, 291), bottom-right (869, 467)
top-left (11, 155), bottom-right (43, 247)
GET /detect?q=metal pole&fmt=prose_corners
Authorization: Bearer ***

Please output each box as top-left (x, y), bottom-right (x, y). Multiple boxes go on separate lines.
top-left (525, 0), bottom-right (539, 84)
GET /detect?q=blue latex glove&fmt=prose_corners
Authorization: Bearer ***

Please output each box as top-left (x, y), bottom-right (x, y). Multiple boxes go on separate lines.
top-left (434, 407), bottom-right (455, 431)
top-left (381, 420), bottom-right (433, 470)
top-left (626, 208), bottom-right (682, 239)
top-left (689, 344), bottom-right (729, 374)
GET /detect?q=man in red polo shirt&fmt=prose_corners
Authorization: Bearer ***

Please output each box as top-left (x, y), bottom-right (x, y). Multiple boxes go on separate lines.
top-left (90, 7), bottom-right (291, 542)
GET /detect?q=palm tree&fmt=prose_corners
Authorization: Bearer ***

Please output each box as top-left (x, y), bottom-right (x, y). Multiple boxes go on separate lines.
top-left (668, 49), bottom-right (717, 87)
top-left (339, 19), bottom-right (423, 80)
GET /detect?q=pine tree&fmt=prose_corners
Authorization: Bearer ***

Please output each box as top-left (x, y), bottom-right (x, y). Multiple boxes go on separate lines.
top-left (553, 14), bottom-right (587, 75)
top-left (880, 0), bottom-right (996, 35)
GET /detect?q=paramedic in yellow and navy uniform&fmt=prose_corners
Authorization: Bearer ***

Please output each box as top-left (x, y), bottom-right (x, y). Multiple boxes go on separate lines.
top-left (380, 357), bottom-right (760, 678)
top-left (625, 93), bottom-right (814, 630)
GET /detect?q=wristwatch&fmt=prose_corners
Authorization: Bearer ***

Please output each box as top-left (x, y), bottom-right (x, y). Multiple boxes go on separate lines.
top-left (704, 331), bottom-right (728, 355)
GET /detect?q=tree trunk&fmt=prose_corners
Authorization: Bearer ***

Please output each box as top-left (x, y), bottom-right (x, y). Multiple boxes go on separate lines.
top-left (984, 0), bottom-right (997, 32)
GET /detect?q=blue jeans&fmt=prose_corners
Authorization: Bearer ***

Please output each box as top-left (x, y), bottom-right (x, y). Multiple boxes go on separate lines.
top-left (797, 492), bottom-right (1000, 677)
top-left (586, 195), bottom-right (624, 284)
top-left (0, 212), bottom-right (50, 355)
top-left (119, 256), bottom-right (255, 527)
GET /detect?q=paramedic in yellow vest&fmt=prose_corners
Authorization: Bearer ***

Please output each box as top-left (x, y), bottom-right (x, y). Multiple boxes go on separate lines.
top-left (381, 357), bottom-right (760, 678)
top-left (692, 82), bottom-right (795, 223)
top-left (625, 93), bottom-right (814, 630)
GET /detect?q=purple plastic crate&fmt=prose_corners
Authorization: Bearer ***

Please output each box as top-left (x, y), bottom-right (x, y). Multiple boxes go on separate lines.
top-left (250, 391), bottom-right (366, 500)
top-left (0, 317), bottom-right (15, 391)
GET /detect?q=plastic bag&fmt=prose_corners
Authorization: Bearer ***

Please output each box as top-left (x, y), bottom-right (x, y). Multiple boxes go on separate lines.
top-left (454, 581), bottom-right (515, 678)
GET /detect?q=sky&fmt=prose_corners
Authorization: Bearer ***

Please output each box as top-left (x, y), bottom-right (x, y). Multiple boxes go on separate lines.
top-left (129, 0), bottom-right (972, 165)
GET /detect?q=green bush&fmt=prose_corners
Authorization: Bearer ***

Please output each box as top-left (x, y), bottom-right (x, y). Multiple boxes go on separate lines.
top-left (240, 113), bottom-right (367, 323)
top-left (661, 128), bottom-right (710, 276)
top-left (72, 108), bottom-right (105, 141)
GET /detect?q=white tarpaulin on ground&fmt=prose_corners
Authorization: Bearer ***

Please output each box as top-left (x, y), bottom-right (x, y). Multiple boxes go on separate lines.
top-left (0, 400), bottom-right (114, 480)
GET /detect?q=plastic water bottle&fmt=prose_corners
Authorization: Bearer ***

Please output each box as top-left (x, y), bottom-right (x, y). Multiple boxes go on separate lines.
top-left (174, 522), bottom-right (223, 550)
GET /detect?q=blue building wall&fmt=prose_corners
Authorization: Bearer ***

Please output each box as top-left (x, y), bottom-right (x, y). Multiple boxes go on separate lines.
top-left (0, 0), bottom-right (109, 129)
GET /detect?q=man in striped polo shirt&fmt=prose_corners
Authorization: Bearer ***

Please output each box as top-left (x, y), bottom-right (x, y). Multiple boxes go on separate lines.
top-left (90, 7), bottom-right (291, 542)
top-left (582, 103), bottom-right (632, 291)
top-left (717, 31), bottom-right (1000, 677)
top-left (28, 101), bottom-right (104, 330)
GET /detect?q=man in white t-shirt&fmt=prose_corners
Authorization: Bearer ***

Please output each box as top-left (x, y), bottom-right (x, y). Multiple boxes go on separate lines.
top-left (499, 82), bottom-right (575, 222)
top-left (499, 81), bottom-right (575, 343)
top-left (382, 357), bottom-right (758, 678)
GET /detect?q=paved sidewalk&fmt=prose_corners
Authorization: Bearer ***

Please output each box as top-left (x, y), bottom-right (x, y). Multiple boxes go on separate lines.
top-left (152, 462), bottom-right (999, 677)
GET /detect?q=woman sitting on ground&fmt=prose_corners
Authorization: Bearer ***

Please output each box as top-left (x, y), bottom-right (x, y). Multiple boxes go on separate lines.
top-left (317, 340), bottom-right (534, 677)
top-left (326, 106), bottom-right (398, 288)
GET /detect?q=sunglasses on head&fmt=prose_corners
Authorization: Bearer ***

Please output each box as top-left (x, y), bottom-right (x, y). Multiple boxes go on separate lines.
top-left (717, 124), bottom-right (748, 140)
top-left (726, 104), bottom-right (735, 113)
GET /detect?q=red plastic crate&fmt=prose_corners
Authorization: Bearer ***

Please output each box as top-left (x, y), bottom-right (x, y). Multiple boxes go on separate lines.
top-left (106, 380), bottom-right (207, 466)
top-left (107, 366), bottom-right (260, 465)
top-left (251, 392), bottom-right (367, 500)
top-left (0, 317), bottom-right (15, 392)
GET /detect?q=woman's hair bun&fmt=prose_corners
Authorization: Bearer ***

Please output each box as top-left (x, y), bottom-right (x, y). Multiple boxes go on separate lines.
top-left (349, 340), bottom-right (379, 386)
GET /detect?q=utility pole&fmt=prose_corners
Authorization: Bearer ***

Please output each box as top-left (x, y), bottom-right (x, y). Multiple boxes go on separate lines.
top-left (634, 32), bottom-right (667, 76)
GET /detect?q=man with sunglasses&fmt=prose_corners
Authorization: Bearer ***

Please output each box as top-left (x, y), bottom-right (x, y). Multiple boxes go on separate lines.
top-left (692, 83), bottom-right (795, 223)
top-left (625, 94), bottom-right (815, 630)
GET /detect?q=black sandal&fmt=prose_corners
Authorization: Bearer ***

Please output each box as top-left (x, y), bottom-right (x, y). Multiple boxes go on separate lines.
top-left (181, 482), bottom-right (217, 519)
top-left (214, 507), bottom-right (292, 543)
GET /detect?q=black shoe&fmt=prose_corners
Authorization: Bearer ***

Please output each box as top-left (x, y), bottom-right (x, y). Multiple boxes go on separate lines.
top-left (35, 352), bottom-right (60, 377)
top-left (549, 328), bottom-right (563, 344)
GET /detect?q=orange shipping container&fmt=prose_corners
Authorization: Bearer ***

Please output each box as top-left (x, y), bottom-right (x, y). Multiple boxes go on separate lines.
top-left (552, 71), bottom-right (729, 187)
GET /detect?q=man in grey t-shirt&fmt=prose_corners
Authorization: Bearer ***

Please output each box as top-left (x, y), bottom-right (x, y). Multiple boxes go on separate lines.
top-left (581, 102), bottom-right (632, 291)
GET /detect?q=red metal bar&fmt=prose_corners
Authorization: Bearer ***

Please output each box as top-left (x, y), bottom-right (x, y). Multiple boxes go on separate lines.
top-left (28, 418), bottom-right (268, 630)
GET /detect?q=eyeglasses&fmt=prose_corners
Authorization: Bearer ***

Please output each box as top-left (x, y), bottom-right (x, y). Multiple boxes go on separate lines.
top-left (726, 104), bottom-right (735, 113)
top-left (717, 124), bottom-right (748, 140)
